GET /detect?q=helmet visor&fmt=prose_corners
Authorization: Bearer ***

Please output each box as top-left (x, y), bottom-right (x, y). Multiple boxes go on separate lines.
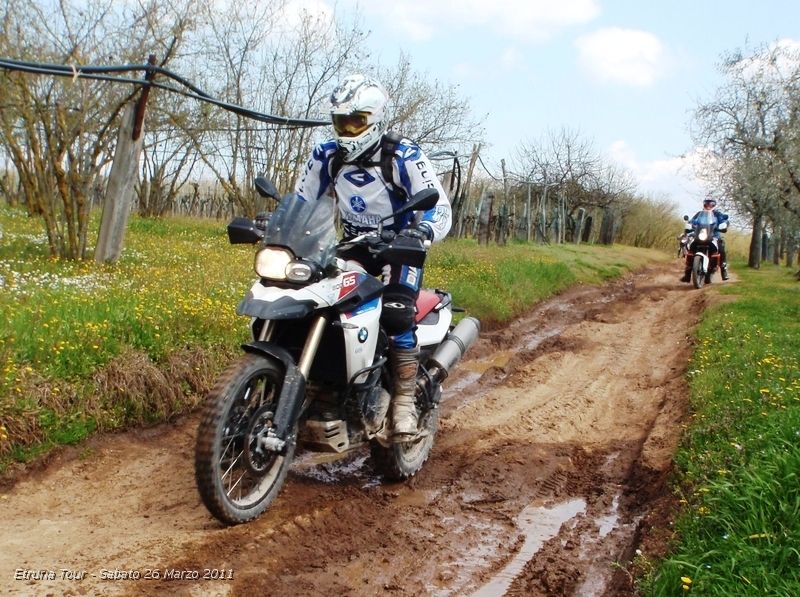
top-left (703, 200), bottom-right (716, 209)
top-left (332, 112), bottom-right (370, 137)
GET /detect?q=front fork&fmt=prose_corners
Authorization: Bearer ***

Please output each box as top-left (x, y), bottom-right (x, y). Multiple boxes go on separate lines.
top-left (244, 315), bottom-right (328, 453)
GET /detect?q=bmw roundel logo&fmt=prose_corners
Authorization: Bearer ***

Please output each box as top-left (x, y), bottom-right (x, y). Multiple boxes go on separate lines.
top-left (358, 327), bottom-right (369, 343)
top-left (350, 196), bottom-right (367, 213)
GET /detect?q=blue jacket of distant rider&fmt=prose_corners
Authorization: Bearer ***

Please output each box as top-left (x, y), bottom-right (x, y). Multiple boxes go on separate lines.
top-left (294, 138), bottom-right (452, 241)
top-left (689, 209), bottom-right (727, 240)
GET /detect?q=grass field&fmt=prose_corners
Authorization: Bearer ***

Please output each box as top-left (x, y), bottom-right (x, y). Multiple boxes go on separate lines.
top-left (639, 260), bottom-right (800, 595)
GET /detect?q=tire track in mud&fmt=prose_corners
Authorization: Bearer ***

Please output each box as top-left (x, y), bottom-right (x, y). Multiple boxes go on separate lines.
top-left (0, 262), bottom-right (716, 597)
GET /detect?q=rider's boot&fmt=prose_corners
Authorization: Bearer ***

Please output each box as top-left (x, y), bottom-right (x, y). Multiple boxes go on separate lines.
top-left (721, 263), bottom-right (729, 280)
top-left (680, 267), bottom-right (691, 282)
top-left (390, 346), bottom-right (419, 439)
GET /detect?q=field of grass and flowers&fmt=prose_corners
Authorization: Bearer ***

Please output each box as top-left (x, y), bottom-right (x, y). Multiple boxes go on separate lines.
top-left (640, 260), bottom-right (800, 595)
top-left (0, 204), bottom-right (670, 471)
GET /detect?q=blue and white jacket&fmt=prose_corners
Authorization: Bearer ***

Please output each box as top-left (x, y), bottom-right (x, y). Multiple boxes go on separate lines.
top-left (690, 209), bottom-right (728, 240)
top-left (295, 138), bottom-right (452, 242)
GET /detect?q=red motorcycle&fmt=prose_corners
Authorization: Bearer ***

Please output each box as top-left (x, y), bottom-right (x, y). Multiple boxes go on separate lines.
top-left (685, 210), bottom-right (727, 289)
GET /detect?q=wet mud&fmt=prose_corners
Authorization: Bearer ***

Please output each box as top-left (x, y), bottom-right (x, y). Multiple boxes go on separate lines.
top-left (0, 262), bottom-right (720, 596)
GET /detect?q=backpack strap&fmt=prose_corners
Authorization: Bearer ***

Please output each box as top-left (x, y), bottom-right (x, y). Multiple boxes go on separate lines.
top-left (379, 131), bottom-right (409, 232)
top-left (380, 130), bottom-right (407, 202)
top-left (328, 132), bottom-right (411, 231)
top-left (329, 150), bottom-right (345, 187)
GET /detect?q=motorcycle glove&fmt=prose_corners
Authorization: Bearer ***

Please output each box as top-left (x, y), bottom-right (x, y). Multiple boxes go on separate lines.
top-left (398, 223), bottom-right (432, 242)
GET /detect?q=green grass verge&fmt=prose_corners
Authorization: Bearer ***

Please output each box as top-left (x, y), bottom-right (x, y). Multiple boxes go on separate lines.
top-left (639, 260), bottom-right (800, 595)
top-left (426, 239), bottom-right (669, 326)
top-left (0, 205), bottom-right (670, 471)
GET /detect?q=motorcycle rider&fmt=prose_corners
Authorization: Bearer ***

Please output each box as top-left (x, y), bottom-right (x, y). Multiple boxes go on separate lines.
top-left (677, 215), bottom-right (691, 257)
top-left (680, 197), bottom-right (729, 282)
top-left (295, 73), bottom-right (452, 440)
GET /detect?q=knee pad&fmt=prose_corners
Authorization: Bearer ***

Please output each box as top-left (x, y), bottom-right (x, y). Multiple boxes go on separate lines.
top-left (381, 284), bottom-right (416, 336)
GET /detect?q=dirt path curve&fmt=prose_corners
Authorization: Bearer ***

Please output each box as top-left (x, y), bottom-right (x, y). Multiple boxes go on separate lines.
top-left (1, 262), bottom-right (722, 597)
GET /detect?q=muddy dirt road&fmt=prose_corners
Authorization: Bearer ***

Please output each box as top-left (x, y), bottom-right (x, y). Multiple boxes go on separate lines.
top-left (1, 262), bottom-right (720, 597)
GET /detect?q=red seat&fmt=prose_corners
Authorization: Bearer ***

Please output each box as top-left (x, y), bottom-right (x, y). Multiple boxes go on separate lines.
top-left (415, 291), bottom-right (441, 322)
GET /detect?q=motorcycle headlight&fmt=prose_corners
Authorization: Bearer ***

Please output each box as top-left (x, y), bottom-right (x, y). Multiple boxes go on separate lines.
top-left (286, 262), bottom-right (313, 282)
top-left (254, 248), bottom-right (315, 283)
top-left (698, 229), bottom-right (708, 242)
top-left (254, 247), bottom-right (292, 280)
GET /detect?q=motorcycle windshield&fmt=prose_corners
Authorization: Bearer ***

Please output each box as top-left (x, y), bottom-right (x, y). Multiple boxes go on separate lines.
top-left (695, 210), bottom-right (715, 228)
top-left (263, 193), bottom-right (338, 265)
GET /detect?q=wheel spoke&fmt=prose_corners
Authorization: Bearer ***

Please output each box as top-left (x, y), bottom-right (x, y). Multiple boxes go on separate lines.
top-left (196, 355), bottom-right (295, 523)
top-left (226, 469), bottom-right (246, 499)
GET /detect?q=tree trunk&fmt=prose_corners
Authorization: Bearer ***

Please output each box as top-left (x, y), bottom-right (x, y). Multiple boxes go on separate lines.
top-left (748, 215), bottom-right (762, 269)
top-left (599, 209), bottom-right (616, 245)
top-left (573, 208), bottom-right (585, 245)
top-left (773, 232), bottom-right (781, 265)
top-left (581, 216), bottom-right (593, 243)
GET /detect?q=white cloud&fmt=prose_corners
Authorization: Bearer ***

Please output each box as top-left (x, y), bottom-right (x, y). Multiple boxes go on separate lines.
top-left (608, 140), bottom-right (705, 216)
top-left (277, 0), bottom-right (336, 36)
top-left (575, 28), bottom-right (668, 87)
top-left (353, 0), bottom-right (600, 42)
top-left (451, 47), bottom-right (528, 80)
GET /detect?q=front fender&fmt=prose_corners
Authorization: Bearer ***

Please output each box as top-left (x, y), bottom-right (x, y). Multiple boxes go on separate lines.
top-left (237, 295), bottom-right (317, 320)
top-left (241, 341), bottom-right (306, 448)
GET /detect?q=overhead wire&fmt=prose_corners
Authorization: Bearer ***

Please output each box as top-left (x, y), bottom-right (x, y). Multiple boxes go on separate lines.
top-left (0, 57), bottom-right (329, 129)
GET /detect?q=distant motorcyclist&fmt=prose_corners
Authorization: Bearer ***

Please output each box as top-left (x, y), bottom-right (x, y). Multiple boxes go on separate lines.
top-left (677, 215), bottom-right (692, 257)
top-left (680, 198), bottom-right (729, 282)
top-left (295, 73), bottom-right (452, 440)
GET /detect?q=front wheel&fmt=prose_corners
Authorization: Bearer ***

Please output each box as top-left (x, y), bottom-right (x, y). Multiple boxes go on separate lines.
top-left (370, 407), bottom-right (439, 480)
top-left (692, 255), bottom-right (705, 289)
top-left (195, 353), bottom-right (294, 525)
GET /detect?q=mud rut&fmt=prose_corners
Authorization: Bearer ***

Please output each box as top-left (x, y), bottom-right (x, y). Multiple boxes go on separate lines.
top-left (1, 262), bottom-right (718, 597)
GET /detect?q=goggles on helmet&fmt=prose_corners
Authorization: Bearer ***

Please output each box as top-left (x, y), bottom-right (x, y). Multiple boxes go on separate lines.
top-left (332, 112), bottom-right (371, 138)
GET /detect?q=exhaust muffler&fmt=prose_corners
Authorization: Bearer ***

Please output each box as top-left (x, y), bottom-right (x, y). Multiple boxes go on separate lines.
top-left (428, 317), bottom-right (480, 381)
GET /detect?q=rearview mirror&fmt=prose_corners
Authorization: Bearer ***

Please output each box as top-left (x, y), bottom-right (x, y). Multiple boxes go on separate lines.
top-left (255, 177), bottom-right (281, 201)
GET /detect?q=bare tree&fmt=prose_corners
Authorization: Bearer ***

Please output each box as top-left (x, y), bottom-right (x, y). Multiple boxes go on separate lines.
top-left (138, 91), bottom-right (202, 217)
top-left (180, 1), bottom-right (368, 215)
top-left (690, 42), bottom-right (800, 267)
top-left (0, 0), bottom-right (198, 259)
top-left (378, 52), bottom-right (486, 157)
top-left (511, 127), bottom-right (633, 243)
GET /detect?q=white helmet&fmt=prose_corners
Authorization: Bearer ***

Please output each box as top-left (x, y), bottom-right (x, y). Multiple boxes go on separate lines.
top-left (329, 74), bottom-right (389, 162)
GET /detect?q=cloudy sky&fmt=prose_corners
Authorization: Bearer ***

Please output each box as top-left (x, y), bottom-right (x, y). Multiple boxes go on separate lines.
top-left (312, 0), bottom-right (799, 217)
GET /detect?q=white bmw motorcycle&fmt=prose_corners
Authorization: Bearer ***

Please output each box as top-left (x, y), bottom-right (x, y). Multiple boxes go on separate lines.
top-left (195, 178), bottom-right (480, 525)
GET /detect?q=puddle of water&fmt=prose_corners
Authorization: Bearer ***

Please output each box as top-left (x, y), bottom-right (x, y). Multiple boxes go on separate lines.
top-left (577, 563), bottom-right (610, 597)
top-left (596, 495), bottom-right (620, 538)
top-left (426, 520), bottom-right (507, 597)
top-left (523, 328), bottom-right (562, 351)
top-left (392, 488), bottom-right (441, 508)
top-left (469, 499), bottom-right (586, 597)
top-left (462, 350), bottom-right (516, 374)
top-left (444, 370), bottom-right (482, 397)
